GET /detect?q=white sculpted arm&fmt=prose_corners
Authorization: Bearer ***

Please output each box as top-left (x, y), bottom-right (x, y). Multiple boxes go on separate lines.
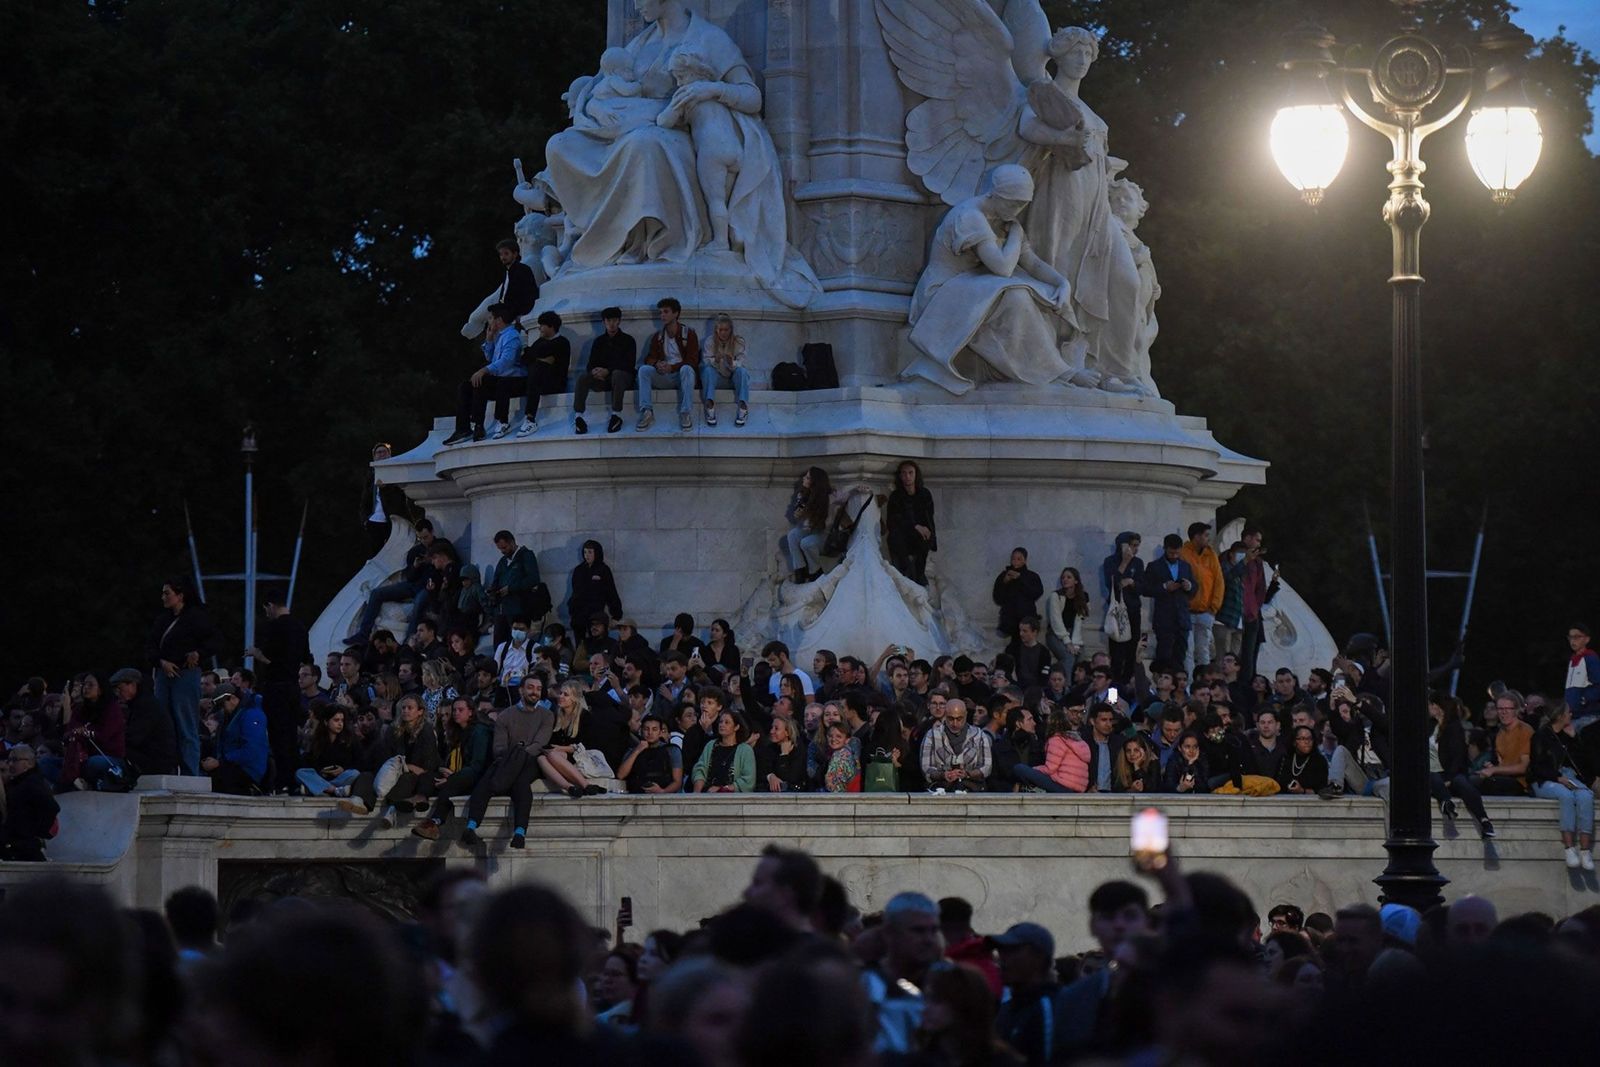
top-left (874, 0), bottom-right (1028, 205)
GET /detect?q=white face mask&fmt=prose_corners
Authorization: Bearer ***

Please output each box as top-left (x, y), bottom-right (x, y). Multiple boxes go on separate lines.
top-left (512, 628), bottom-right (527, 643)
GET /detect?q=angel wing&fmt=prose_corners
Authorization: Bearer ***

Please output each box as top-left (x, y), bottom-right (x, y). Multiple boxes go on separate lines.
top-left (874, 0), bottom-right (1028, 205)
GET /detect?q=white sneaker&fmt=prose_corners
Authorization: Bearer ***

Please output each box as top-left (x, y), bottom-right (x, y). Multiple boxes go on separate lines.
top-left (1565, 846), bottom-right (1581, 869)
top-left (1583, 850), bottom-right (1596, 872)
top-left (493, 419), bottom-right (519, 439)
top-left (514, 416), bottom-right (537, 437)
top-left (636, 409), bottom-right (654, 430)
top-left (482, 419), bottom-right (501, 437)
top-left (381, 805), bottom-right (398, 829)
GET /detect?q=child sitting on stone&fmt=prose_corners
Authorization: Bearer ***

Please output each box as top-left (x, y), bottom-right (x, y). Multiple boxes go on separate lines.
top-left (656, 46), bottom-right (741, 251)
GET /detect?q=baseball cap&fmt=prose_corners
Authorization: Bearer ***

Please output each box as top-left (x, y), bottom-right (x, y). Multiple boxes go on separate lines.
top-left (109, 668), bottom-right (143, 685)
top-left (211, 683), bottom-right (240, 702)
top-left (989, 921), bottom-right (1054, 958)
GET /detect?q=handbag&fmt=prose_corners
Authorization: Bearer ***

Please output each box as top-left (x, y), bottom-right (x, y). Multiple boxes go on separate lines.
top-left (573, 744), bottom-right (614, 781)
top-left (822, 496), bottom-right (872, 558)
top-left (864, 761), bottom-right (900, 793)
top-left (1104, 585), bottom-right (1132, 643)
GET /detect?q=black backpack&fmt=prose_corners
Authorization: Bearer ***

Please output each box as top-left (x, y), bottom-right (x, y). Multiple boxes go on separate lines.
top-left (771, 362), bottom-right (808, 391)
top-left (802, 343), bottom-right (839, 389)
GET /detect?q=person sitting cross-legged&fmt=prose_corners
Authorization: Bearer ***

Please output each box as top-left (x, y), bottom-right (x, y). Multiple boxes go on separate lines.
top-left (294, 705), bottom-right (361, 799)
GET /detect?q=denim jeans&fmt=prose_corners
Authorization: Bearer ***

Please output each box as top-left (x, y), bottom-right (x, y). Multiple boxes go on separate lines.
top-left (1012, 764), bottom-right (1077, 793)
top-left (296, 767), bottom-right (360, 796)
top-left (638, 363), bottom-right (696, 415)
top-left (785, 526), bottom-right (826, 573)
top-left (357, 579), bottom-right (426, 640)
top-left (700, 366), bottom-right (751, 404)
top-left (156, 666), bottom-right (202, 776)
top-left (1532, 774), bottom-right (1595, 835)
top-left (1044, 634), bottom-right (1077, 681)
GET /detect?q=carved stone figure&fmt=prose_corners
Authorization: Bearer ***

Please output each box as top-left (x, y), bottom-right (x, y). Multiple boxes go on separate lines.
top-left (1109, 174), bottom-right (1160, 396)
top-left (902, 165), bottom-right (1079, 395)
top-left (536, 0), bottom-right (818, 305)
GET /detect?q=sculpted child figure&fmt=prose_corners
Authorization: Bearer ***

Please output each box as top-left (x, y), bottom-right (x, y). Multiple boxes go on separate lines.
top-left (656, 46), bottom-right (741, 251)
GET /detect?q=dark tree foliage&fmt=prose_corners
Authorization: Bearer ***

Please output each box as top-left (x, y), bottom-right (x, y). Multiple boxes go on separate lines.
top-left (2, 1), bottom-right (1594, 699)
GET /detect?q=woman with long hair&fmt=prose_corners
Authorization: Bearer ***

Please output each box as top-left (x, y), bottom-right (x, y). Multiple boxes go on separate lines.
top-left (1012, 706), bottom-right (1090, 793)
top-left (701, 313), bottom-right (752, 427)
top-left (58, 671), bottom-right (125, 790)
top-left (1529, 702), bottom-right (1596, 870)
top-left (1427, 694), bottom-right (1493, 838)
top-left (419, 658), bottom-right (460, 728)
top-left (342, 694), bottom-right (441, 823)
top-left (821, 722), bottom-right (862, 793)
top-left (692, 710), bottom-right (755, 792)
top-left (539, 680), bottom-right (606, 799)
top-left (630, 929), bottom-right (684, 1027)
top-left (1100, 533), bottom-right (1144, 685)
top-left (705, 618), bottom-right (740, 675)
top-left (918, 962), bottom-right (1024, 1066)
top-left (1042, 567), bottom-right (1090, 679)
top-left (1111, 734), bottom-right (1157, 793)
top-left (1161, 731), bottom-right (1210, 794)
top-left (413, 697), bottom-right (495, 839)
top-left (784, 465), bottom-right (834, 583)
top-left (758, 716), bottom-right (808, 792)
top-left (807, 703), bottom-right (846, 785)
top-left (886, 459), bottom-right (937, 585)
top-left (296, 705), bottom-right (360, 798)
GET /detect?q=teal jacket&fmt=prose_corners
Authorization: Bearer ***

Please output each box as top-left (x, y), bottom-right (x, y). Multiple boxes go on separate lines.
top-left (488, 545), bottom-right (541, 618)
top-left (692, 740), bottom-right (756, 792)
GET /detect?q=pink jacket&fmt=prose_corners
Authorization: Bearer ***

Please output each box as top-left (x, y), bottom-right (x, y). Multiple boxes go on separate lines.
top-left (1044, 734), bottom-right (1091, 793)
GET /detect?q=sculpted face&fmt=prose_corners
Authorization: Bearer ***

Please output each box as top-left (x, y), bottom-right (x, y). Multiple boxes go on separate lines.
top-left (1058, 41), bottom-right (1094, 80)
top-left (637, 0), bottom-right (664, 22)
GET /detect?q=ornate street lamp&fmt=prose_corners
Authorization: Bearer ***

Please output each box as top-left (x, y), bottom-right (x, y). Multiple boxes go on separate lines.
top-left (1269, 5), bottom-right (1541, 912)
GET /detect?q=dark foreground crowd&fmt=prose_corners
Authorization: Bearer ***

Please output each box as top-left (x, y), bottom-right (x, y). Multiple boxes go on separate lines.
top-left (3, 844), bottom-right (1598, 1067)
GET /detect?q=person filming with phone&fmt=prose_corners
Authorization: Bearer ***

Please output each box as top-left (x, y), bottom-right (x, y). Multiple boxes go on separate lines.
top-left (918, 698), bottom-right (990, 791)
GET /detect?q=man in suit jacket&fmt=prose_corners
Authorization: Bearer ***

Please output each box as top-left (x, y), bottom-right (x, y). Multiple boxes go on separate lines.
top-left (1142, 534), bottom-right (1196, 671)
top-left (487, 530), bottom-right (543, 646)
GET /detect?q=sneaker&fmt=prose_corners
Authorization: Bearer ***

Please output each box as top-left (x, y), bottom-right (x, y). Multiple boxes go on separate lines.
top-left (412, 821), bottom-right (441, 841)
top-left (459, 828), bottom-right (481, 848)
top-left (381, 806), bottom-right (398, 829)
top-left (574, 415), bottom-right (588, 435)
top-left (565, 785), bottom-right (585, 799)
top-left (1565, 846), bottom-right (1581, 869)
top-left (584, 784), bottom-right (606, 796)
top-left (334, 784), bottom-right (351, 798)
top-left (679, 411), bottom-right (692, 431)
top-left (1440, 799), bottom-right (1458, 821)
top-left (443, 429), bottom-right (473, 446)
top-left (734, 403), bottom-right (748, 427)
top-left (1316, 783), bottom-right (1344, 800)
top-left (636, 409), bottom-right (654, 431)
top-left (482, 419), bottom-right (501, 437)
top-left (73, 777), bottom-right (89, 792)
top-left (704, 401), bottom-right (717, 426)
top-left (607, 414), bottom-right (623, 433)
top-left (471, 426), bottom-right (486, 442)
top-left (510, 833), bottom-right (526, 850)
top-left (1583, 850), bottom-right (1596, 872)
top-left (513, 416), bottom-right (536, 438)
top-left (337, 798), bottom-right (369, 816)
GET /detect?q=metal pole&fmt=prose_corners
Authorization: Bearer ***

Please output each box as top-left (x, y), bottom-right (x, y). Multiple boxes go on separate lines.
top-left (1448, 505), bottom-right (1488, 696)
top-left (243, 455), bottom-right (256, 670)
top-left (1363, 502), bottom-right (1393, 647)
top-left (183, 500), bottom-right (208, 605)
top-left (1373, 110), bottom-right (1446, 911)
top-left (286, 502), bottom-right (308, 611)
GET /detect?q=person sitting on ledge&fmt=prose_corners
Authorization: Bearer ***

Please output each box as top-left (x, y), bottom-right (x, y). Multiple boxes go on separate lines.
top-left (514, 310), bottom-right (571, 438)
top-left (445, 303), bottom-right (526, 445)
top-left (203, 684), bottom-right (268, 796)
top-left (700, 313), bottom-right (751, 428)
top-left (692, 705), bottom-right (755, 793)
top-left (617, 714), bottom-right (683, 794)
top-left (638, 297), bottom-right (699, 432)
top-left (573, 307), bottom-right (637, 435)
top-left (920, 698), bottom-right (990, 792)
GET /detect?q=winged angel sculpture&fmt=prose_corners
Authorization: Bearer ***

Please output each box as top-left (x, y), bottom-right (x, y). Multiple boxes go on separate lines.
top-left (877, 0), bottom-right (1156, 396)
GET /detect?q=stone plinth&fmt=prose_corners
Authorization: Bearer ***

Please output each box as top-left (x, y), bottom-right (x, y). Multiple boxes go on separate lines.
top-left (9, 792), bottom-right (1593, 944)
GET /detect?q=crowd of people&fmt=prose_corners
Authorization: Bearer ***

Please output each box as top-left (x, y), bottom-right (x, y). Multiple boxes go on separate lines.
top-left (3, 843), bottom-right (1598, 1066)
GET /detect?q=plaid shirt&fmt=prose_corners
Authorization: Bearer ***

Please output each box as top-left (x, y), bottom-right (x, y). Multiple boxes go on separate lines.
top-left (920, 724), bottom-right (992, 786)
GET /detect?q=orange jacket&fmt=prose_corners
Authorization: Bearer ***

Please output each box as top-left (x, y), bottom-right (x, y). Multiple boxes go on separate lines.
top-left (1180, 540), bottom-right (1224, 615)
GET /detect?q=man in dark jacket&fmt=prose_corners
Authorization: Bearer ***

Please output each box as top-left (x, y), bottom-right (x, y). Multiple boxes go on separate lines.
top-left (567, 540), bottom-right (623, 631)
top-left (246, 589), bottom-right (313, 793)
top-left (1, 745), bottom-right (59, 860)
top-left (350, 518), bottom-right (450, 643)
top-left (515, 310), bottom-right (572, 435)
top-left (1142, 534), bottom-right (1196, 670)
top-left (992, 922), bottom-right (1064, 1066)
top-left (983, 695), bottom-right (1021, 792)
top-left (572, 307), bottom-right (637, 434)
top-left (146, 577), bottom-right (220, 777)
top-left (110, 667), bottom-right (179, 778)
top-left (992, 548), bottom-right (1044, 638)
top-left (487, 531), bottom-right (544, 646)
top-left (494, 237), bottom-right (538, 324)
top-left (360, 442), bottom-right (419, 558)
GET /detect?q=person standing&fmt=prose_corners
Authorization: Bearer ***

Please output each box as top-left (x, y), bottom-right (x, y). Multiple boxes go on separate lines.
top-left (0, 746), bottom-right (59, 861)
top-left (1214, 539), bottom-right (1247, 661)
top-left (1142, 534), bottom-right (1195, 670)
top-left (637, 297), bottom-right (699, 431)
top-left (1237, 524), bottom-right (1277, 683)
top-left (486, 530), bottom-right (543, 647)
top-left (146, 577), bottom-right (219, 777)
top-left (1101, 533), bottom-right (1145, 685)
top-left (1043, 567), bottom-right (1089, 679)
top-left (1565, 623), bottom-right (1600, 728)
top-left (1179, 521), bottom-right (1224, 674)
top-left (244, 587), bottom-right (311, 793)
top-left (567, 540), bottom-right (623, 633)
top-left (992, 548), bottom-right (1044, 640)
top-left (572, 307), bottom-right (636, 435)
top-left (359, 442), bottom-right (418, 559)
top-left (885, 460), bottom-right (936, 586)
top-left (444, 304), bottom-right (526, 445)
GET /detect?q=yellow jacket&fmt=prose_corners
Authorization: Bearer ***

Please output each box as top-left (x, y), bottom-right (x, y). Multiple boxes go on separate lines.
top-left (1180, 541), bottom-right (1224, 615)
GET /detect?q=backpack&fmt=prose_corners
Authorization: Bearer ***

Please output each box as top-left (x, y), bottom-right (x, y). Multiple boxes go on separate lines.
top-left (801, 343), bottom-right (839, 389)
top-left (771, 362), bottom-right (808, 391)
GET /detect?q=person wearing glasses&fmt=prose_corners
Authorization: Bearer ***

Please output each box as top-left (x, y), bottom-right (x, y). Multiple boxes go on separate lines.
top-left (2, 746), bottom-right (60, 861)
top-left (1475, 691), bottom-right (1533, 797)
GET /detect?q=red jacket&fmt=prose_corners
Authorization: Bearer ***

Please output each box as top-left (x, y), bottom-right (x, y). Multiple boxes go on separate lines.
top-left (946, 934), bottom-right (1003, 997)
top-left (645, 324), bottom-right (700, 369)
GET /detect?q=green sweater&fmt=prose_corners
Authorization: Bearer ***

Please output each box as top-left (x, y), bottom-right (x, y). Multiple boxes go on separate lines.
top-left (692, 740), bottom-right (756, 792)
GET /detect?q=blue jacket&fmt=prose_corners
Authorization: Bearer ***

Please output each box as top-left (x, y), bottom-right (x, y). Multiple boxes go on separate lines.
top-left (1567, 649), bottom-right (1600, 720)
top-left (221, 701), bottom-right (269, 783)
top-left (1141, 554), bottom-right (1196, 633)
top-left (482, 326), bottom-right (527, 379)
